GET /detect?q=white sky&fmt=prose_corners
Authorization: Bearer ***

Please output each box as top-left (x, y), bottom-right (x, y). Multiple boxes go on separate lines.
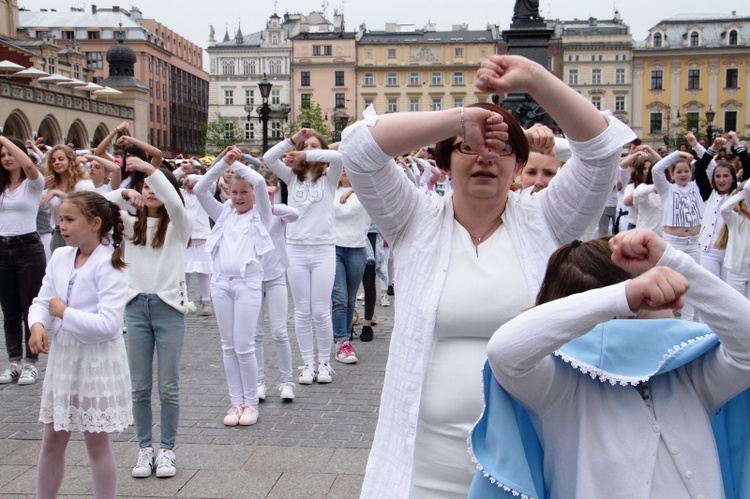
top-left (21, 1), bottom-right (749, 71)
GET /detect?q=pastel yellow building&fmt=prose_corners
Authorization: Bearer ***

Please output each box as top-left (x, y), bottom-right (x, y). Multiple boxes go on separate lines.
top-left (355, 23), bottom-right (500, 118)
top-left (633, 13), bottom-right (750, 146)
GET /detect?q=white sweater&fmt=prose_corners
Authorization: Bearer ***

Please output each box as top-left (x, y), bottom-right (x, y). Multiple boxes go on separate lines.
top-left (263, 140), bottom-right (343, 245)
top-left (339, 112), bottom-right (635, 498)
top-left (105, 171), bottom-right (192, 313)
top-left (653, 151), bottom-right (704, 228)
top-left (720, 181), bottom-right (750, 274)
top-left (487, 244), bottom-right (750, 498)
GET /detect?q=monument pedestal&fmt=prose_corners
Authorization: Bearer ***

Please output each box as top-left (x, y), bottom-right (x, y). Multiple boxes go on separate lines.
top-left (501, 20), bottom-right (556, 128)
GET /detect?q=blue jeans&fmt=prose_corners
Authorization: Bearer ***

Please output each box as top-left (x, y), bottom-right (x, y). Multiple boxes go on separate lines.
top-left (331, 246), bottom-right (367, 343)
top-left (126, 294), bottom-right (185, 449)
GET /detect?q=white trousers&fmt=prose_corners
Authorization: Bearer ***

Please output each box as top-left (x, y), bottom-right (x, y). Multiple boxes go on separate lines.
top-left (726, 258), bottom-right (750, 300)
top-left (700, 247), bottom-right (727, 281)
top-left (663, 233), bottom-right (700, 321)
top-left (286, 243), bottom-right (335, 365)
top-left (211, 273), bottom-right (262, 406)
top-left (255, 274), bottom-right (293, 383)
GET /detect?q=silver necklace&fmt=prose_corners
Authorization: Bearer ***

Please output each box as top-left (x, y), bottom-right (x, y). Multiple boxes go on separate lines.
top-left (468, 213), bottom-right (503, 243)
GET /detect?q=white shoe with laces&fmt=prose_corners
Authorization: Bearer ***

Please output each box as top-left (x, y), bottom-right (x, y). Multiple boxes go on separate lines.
top-left (155, 449), bottom-right (176, 478)
top-left (317, 362), bottom-right (335, 384)
top-left (17, 364), bottom-right (38, 385)
top-left (278, 382), bottom-right (295, 401)
top-left (131, 447), bottom-right (155, 478)
top-left (298, 364), bottom-right (316, 385)
top-left (0, 363), bottom-right (21, 384)
top-left (257, 382), bottom-right (267, 401)
top-left (380, 295), bottom-right (390, 307)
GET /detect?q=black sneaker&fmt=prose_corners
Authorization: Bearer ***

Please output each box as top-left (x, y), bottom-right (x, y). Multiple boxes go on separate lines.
top-left (360, 325), bottom-right (374, 342)
top-left (387, 284), bottom-right (395, 296)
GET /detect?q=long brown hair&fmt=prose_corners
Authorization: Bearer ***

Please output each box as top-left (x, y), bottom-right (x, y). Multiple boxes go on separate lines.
top-left (536, 237), bottom-right (634, 306)
top-left (0, 137), bottom-right (30, 193)
top-left (64, 191), bottom-right (126, 270)
top-left (292, 132), bottom-right (329, 183)
top-left (45, 145), bottom-right (88, 191)
top-left (129, 167), bottom-right (185, 249)
top-left (715, 182), bottom-right (750, 250)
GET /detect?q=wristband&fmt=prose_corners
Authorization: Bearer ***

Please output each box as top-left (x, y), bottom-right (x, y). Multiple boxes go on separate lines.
top-left (288, 137), bottom-right (296, 146)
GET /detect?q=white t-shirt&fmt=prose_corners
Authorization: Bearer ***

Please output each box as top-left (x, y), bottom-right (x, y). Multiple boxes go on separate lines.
top-left (0, 175), bottom-right (45, 235)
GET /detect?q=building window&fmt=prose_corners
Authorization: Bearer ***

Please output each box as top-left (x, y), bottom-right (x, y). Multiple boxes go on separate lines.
top-left (271, 122), bottom-right (282, 138)
top-left (409, 98), bottom-right (420, 112)
top-left (300, 94), bottom-right (311, 107)
top-left (651, 70), bottom-right (663, 90)
top-left (364, 99), bottom-right (374, 108)
top-left (615, 55), bottom-right (619, 61)
top-left (653, 32), bottom-right (662, 48)
top-left (301, 71), bottom-right (310, 86)
top-left (245, 89), bottom-right (254, 105)
top-left (61, 30), bottom-right (74, 40)
top-left (568, 69), bottom-right (578, 85)
top-left (453, 97), bottom-right (464, 108)
top-left (156, 84), bottom-right (161, 99)
top-left (726, 68), bottom-right (739, 89)
top-left (149, 78), bottom-right (153, 91)
top-left (224, 90), bottom-right (234, 105)
top-left (725, 111), bottom-right (738, 132)
top-left (431, 98), bottom-right (442, 111)
top-left (163, 107), bottom-right (167, 124)
top-left (87, 31), bottom-right (100, 40)
top-left (387, 98), bottom-right (398, 113)
top-left (431, 72), bottom-right (442, 85)
top-left (388, 48), bottom-right (396, 59)
top-left (269, 60), bottom-right (282, 74)
top-left (690, 31), bottom-right (699, 47)
top-left (313, 45), bottom-right (332, 56)
top-left (615, 95), bottom-right (626, 112)
top-left (271, 89), bottom-right (280, 105)
top-left (455, 47), bottom-right (463, 58)
top-left (335, 93), bottom-right (345, 108)
top-left (48, 57), bottom-right (56, 74)
top-left (313, 46), bottom-right (321, 56)
top-left (453, 72), bottom-right (464, 85)
top-left (686, 112), bottom-right (699, 131)
top-left (591, 96), bottom-right (601, 110)
top-left (387, 72), bottom-right (398, 86)
top-left (324, 45), bottom-right (332, 56)
top-left (148, 56), bottom-right (152, 71)
top-left (615, 68), bottom-right (626, 85)
top-left (364, 72), bottom-right (374, 86)
top-left (163, 83), bottom-right (166, 99)
top-left (156, 105), bottom-right (161, 123)
top-left (575, 55), bottom-right (579, 62)
top-left (335, 71), bottom-right (345, 86)
top-left (476, 96), bottom-right (487, 103)
top-left (729, 30), bottom-right (738, 45)
top-left (409, 72), bottom-right (419, 85)
top-left (35, 30), bottom-right (48, 39)
top-left (223, 122), bottom-right (233, 140)
top-left (245, 122), bottom-right (255, 140)
top-left (222, 61), bottom-right (235, 75)
top-left (86, 52), bottom-right (103, 69)
top-left (243, 60), bottom-right (251, 74)
top-left (687, 69), bottom-right (700, 90)
top-left (149, 104), bottom-right (154, 120)
top-left (649, 112), bottom-right (663, 134)
top-left (592, 68), bottom-right (602, 85)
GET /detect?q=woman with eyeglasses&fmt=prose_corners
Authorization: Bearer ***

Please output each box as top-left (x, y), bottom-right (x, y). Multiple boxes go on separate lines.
top-left (339, 54), bottom-right (635, 498)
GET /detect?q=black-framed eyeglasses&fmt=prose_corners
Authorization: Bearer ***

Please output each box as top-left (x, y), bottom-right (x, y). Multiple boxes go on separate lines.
top-left (451, 141), bottom-right (515, 157)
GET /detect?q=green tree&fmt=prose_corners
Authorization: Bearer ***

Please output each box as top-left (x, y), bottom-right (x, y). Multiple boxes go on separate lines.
top-left (290, 99), bottom-right (331, 142)
top-left (202, 114), bottom-right (245, 154)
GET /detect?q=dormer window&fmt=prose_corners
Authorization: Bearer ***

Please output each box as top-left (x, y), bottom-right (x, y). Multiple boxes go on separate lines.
top-left (729, 30), bottom-right (738, 45)
top-left (690, 31), bottom-right (699, 47)
top-left (653, 33), bottom-right (662, 48)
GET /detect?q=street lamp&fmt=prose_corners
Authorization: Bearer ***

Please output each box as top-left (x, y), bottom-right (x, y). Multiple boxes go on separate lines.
top-left (705, 105), bottom-right (716, 145)
top-left (257, 74), bottom-right (272, 153)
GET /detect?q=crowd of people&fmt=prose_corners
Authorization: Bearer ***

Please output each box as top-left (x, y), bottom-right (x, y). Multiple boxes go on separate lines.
top-left (1, 53), bottom-right (750, 498)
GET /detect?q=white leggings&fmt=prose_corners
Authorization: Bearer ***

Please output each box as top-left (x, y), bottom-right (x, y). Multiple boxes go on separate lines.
top-left (211, 273), bottom-right (262, 406)
top-left (255, 274), bottom-right (293, 383)
top-left (663, 233), bottom-right (700, 321)
top-left (286, 243), bottom-right (335, 365)
top-left (700, 247), bottom-right (727, 281)
top-left (726, 258), bottom-right (750, 300)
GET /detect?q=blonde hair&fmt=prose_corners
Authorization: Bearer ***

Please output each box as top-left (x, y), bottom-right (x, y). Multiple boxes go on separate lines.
top-left (715, 182), bottom-right (750, 250)
top-left (45, 145), bottom-right (88, 191)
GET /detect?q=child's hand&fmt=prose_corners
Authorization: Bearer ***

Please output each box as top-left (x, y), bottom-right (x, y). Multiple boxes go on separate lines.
top-left (609, 228), bottom-right (668, 275)
top-left (29, 324), bottom-right (49, 355)
top-left (685, 131), bottom-right (697, 146)
top-left (125, 157), bottom-right (156, 175)
top-left (625, 267), bottom-right (688, 312)
top-left (283, 151), bottom-right (306, 167)
top-left (49, 298), bottom-right (67, 319)
top-left (125, 189), bottom-right (144, 210)
top-left (44, 174), bottom-right (56, 189)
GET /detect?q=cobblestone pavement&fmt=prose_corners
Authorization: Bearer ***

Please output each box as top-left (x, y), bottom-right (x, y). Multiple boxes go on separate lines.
top-left (0, 288), bottom-right (394, 498)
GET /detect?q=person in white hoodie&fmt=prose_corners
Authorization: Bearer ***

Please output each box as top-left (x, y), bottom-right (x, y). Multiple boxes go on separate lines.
top-left (717, 180), bottom-right (750, 298)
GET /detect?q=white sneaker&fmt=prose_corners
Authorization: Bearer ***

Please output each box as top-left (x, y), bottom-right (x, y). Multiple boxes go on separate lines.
top-left (155, 449), bottom-right (176, 478)
top-left (356, 293), bottom-right (364, 301)
top-left (317, 362), bottom-right (335, 384)
top-left (298, 363), bottom-right (316, 385)
top-left (17, 364), bottom-right (38, 385)
top-left (199, 300), bottom-right (213, 316)
top-left (380, 295), bottom-right (390, 307)
top-left (0, 363), bottom-right (21, 384)
top-left (278, 382), bottom-right (295, 401)
top-left (257, 382), bottom-right (267, 401)
top-left (131, 447), bottom-right (155, 478)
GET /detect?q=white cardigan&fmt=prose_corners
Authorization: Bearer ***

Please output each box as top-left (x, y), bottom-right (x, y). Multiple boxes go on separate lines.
top-left (720, 181), bottom-right (750, 274)
top-left (487, 244), bottom-right (750, 498)
top-left (28, 244), bottom-right (128, 343)
top-left (339, 113), bottom-right (635, 498)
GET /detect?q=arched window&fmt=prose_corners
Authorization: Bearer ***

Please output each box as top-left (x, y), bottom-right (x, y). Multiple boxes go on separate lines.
top-left (653, 32), bottom-right (662, 48)
top-left (272, 34), bottom-right (278, 44)
top-left (729, 30), bottom-right (738, 45)
top-left (250, 60), bottom-right (256, 74)
top-left (690, 31), bottom-right (699, 47)
top-left (242, 60), bottom-right (250, 74)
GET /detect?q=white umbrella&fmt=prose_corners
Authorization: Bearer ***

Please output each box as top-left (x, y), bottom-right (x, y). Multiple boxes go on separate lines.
top-left (56, 78), bottom-right (87, 87)
top-left (38, 73), bottom-right (72, 84)
top-left (80, 82), bottom-right (104, 92)
top-left (93, 86), bottom-right (123, 103)
top-left (0, 60), bottom-right (24, 74)
top-left (12, 67), bottom-right (49, 79)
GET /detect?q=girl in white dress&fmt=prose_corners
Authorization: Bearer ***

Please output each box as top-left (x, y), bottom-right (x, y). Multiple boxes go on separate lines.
top-left (28, 191), bottom-right (131, 499)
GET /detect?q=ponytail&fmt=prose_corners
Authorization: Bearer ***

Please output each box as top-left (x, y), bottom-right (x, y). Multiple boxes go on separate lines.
top-left (109, 201), bottom-right (127, 270)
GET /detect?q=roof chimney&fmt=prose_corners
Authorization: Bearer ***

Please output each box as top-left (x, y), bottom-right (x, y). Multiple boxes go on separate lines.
top-left (91, 5), bottom-right (97, 14)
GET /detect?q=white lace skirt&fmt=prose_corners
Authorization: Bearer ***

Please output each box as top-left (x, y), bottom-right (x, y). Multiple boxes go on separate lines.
top-left (39, 330), bottom-right (133, 433)
top-left (184, 241), bottom-right (211, 274)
